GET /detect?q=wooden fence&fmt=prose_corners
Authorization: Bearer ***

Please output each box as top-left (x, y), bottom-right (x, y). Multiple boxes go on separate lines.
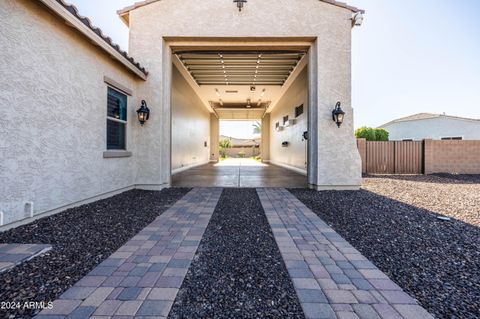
top-left (357, 140), bottom-right (424, 174)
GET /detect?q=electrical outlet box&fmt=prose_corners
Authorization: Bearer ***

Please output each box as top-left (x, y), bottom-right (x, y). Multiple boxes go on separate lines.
top-left (24, 202), bottom-right (34, 218)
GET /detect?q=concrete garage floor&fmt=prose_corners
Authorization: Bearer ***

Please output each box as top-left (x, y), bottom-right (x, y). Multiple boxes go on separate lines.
top-left (172, 158), bottom-right (308, 188)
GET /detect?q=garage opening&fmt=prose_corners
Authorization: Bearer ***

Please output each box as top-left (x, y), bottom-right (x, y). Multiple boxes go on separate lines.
top-left (171, 49), bottom-right (309, 187)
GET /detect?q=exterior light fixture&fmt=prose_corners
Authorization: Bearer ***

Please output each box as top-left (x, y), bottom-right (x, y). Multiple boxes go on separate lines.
top-left (233, 0), bottom-right (247, 12)
top-left (136, 100), bottom-right (150, 125)
top-left (353, 12), bottom-right (364, 27)
top-left (332, 102), bottom-right (345, 128)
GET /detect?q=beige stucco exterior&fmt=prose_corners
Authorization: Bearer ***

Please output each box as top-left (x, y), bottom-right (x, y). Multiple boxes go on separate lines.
top-left (171, 66), bottom-right (211, 174)
top-left (127, 0), bottom-right (362, 190)
top-left (0, 0), bottom-right (145, 226)
top-left (270, 68), bottom-right (309, 174)
top-left (0, 0), bottom-right (362, 228)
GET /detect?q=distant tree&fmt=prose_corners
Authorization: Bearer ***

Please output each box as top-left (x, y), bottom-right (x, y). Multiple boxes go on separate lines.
top-left (374, 128), bottom-right (389, 141)
top-left (355, 127), bottom-right (389, 141)
top-left (219, 139), bottom-right (232, 158)
top-left (252, 121), bottom-right (262, 135)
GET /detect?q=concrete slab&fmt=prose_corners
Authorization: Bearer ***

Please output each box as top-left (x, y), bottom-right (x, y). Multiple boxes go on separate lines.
top-left (172, 158), bottom-right (307, 188)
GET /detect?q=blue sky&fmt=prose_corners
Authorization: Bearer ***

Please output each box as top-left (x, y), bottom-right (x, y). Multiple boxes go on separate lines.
top-left (69, 0), bottom-right (480, 129)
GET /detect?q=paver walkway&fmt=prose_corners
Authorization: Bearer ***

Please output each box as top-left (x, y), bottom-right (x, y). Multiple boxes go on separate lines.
top-left (0, 244), bottom-right (51, 273)
top-left (37, 188), bottom-right (221, 318)
top-left (257, 188), bottom-right (433, 319)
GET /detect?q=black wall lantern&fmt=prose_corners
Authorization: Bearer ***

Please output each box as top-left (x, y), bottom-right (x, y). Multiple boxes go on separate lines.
top-left (137, 100), bottom-right (150, 125)
top-left (332, 102), bottom-right (345, 128)
top-left (233, 0), bottom-right (247, 11)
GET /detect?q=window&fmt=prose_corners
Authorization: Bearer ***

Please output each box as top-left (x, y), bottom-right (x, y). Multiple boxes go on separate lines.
top-left (107, 87), bottom-right (127, 150)
top-left (441, 137), bottom-right (463, 140)
top-left (275, 122), bottom-right (280, 129)
top-left (295, 104), bottom-right (304, 118)
top-left (283, 115), bottom-right (289, 125)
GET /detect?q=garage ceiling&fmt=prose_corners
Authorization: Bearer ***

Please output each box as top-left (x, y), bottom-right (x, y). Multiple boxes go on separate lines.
top-left (177, 51), bottom-right (305, 86)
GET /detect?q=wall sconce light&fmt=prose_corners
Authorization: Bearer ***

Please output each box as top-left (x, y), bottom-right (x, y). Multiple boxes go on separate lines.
top-left (233, 0), bottom-right (247, 12)
top-left (137, 100), bottom-right (150, 125)
top-left (332, 102), bottom-right (345, 128)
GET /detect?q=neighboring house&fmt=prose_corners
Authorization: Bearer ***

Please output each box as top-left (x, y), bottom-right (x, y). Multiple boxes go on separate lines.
top-left (379, 113), bottom-right (480, 141)
top-left (0, 0), bottom-right (364, 227)
top-left (219, 135), bottom-right (261, 147)
top-left (219, 135), bottom-right (260, 158)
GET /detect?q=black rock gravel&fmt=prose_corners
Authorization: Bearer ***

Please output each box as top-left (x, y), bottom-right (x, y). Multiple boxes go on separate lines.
top-left (290, 175), bottom-right (480, 319)
top-left (0, 188), bottom-right (189, 319)
top-left (168, 188), bottom-right (305, 319)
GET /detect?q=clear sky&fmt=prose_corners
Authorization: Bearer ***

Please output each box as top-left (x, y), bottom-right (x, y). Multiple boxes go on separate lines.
top-left (220, 121), bottom-right (260, 139)
top-left (69, 0), bottom-right (480, 129)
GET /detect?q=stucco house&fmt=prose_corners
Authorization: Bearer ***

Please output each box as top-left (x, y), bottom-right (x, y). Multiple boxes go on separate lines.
top-left (0, 0), bottom-right (364, 228)
top-left (379, 113), bottom-right (480, 141)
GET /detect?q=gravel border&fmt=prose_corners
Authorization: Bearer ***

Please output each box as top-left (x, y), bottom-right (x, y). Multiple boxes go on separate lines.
top-left (168, 188), bottom-right (305, 319)
top-left (0, 188), bottom-right (189, 318)
top-left (290, 176), bottom-right (480, 319)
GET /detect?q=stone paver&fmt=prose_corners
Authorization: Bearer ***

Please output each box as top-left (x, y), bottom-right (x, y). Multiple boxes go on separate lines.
top-left (257, 188), bottom-right (434, 319)
top-left (37, 188), bottom-right (221, 318)
top-left (0, 243), bottom-right (51, 273)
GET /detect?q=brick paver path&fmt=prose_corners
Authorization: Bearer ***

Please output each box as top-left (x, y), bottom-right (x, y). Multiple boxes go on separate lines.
top-left (0, 244), bottom-right (51, 273)
top-left (257, 188), bottom-right (434, 319)
top-left (37, 188), bottom-right (221, 318)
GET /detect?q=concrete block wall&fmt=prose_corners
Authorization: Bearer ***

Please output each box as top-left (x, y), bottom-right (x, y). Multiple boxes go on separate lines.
top-left (424, 140), bottom-right (480, 174)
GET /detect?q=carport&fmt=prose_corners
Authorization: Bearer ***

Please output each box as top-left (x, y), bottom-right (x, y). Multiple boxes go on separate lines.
top-left (169, 48), bottom-right (310, 187)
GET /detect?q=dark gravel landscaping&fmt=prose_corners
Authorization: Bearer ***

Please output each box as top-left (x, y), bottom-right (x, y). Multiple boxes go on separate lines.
top-left (169, 188), bottom-right (305, 319)
top-left (290, 174), bottom-right (480, 319)
top-left (0, 188), bottom-right (189, 319)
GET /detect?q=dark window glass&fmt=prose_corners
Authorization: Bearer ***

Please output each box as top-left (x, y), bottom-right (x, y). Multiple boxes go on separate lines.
top-left (107, 87), bottom-right (127, 121)
top-left (283, 116), bottom-right (289, 125)
top-left (295, 104), bottom-right (304, 118)
top-left (106, 87), bottom-right (127, 150)
top-left (107, 120), bottom-right (126, 150)
top-left (441, 137), bottom-right (463, 140)
top-left (275, 122), bottom-right (280, 128)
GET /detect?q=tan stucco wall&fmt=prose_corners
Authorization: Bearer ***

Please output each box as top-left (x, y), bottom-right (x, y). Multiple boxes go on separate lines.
top-left (0, 0), bottom-right (143, 225)
top-left (270, 68), bottom-right (308, 174)
top-left (210, 115), bottom-right (220, 162)
top-left (171, 66), bottom-right (210, 173)
top-left (261, 114), bottom-right (271, 162)
top-left (128, 0), bottom-right (362, 189)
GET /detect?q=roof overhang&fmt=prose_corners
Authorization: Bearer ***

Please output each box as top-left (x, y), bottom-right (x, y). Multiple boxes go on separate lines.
top-left (39, 0), bottom-right (148, 80)
top-left (118, 0), bottom-right (365, 26)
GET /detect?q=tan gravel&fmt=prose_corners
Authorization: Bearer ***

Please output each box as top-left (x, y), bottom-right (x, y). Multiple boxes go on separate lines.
top-left (363, 174), bottom-right (480, 227)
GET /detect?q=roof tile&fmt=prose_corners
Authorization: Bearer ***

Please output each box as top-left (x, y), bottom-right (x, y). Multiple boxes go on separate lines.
top-left (55, 0), bottom-right (148, 76)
